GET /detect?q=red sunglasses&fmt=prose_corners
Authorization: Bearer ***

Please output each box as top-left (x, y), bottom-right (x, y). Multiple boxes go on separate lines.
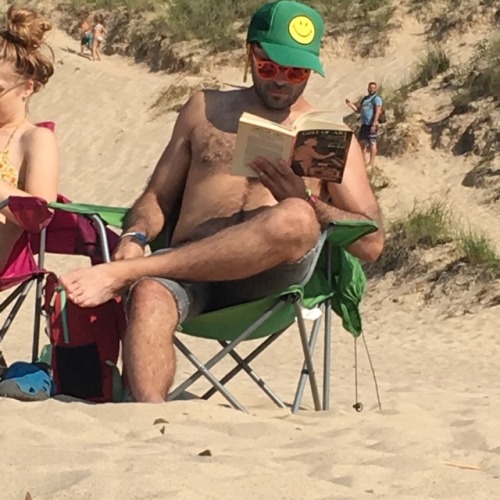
top-left (252, 49), bottom-right (310, 84)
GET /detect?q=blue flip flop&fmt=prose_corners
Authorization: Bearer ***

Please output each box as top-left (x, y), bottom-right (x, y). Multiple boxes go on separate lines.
top-left (0, 361), bottom-right (56, 401)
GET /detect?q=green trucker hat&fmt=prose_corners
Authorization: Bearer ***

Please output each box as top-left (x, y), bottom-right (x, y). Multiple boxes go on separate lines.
top-left (247, 0), bottom-right (325, 76)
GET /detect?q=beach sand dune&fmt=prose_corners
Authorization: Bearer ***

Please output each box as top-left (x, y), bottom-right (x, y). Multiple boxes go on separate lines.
top-left (0, 22), bottom-right (499, 500)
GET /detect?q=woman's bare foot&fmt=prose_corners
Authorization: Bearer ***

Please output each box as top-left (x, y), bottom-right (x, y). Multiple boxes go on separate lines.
top-left (59, 262), bottom-right (129, 308)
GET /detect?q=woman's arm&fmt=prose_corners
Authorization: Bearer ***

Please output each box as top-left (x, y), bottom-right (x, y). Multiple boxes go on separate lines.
top-left (0, 126), bottom-right (59, 223)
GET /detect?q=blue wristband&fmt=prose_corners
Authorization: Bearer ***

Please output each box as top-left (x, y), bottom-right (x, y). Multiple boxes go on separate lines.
top-left (120, 231), bottom-right (148, 247)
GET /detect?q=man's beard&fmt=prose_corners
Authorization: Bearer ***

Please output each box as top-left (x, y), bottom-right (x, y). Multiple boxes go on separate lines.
top-left (253, 80), bottom-right (306, 110)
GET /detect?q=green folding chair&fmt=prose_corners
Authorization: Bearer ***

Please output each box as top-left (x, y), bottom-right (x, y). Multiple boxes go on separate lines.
top-left (49, 201), bottom-right (377, 413)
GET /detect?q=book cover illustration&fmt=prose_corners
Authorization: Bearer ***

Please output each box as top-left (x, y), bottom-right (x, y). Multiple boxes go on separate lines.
top-left (291, 129), bottom-right (353, 183)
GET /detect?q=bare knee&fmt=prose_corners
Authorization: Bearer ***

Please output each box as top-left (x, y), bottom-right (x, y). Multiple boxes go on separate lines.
top-left (266, 198), bottom-right (320, 262)
top-left (127, 278), bottom-right (179, 328)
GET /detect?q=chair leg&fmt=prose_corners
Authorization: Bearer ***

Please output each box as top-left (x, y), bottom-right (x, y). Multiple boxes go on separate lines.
top-left (294, 302), bottom-right (322, 411)
top-left (323, 240), bottom-right (333, 411)
top-left (292, 309), bottom-right (323, 413)
top-left (0, 280), bottom-right (35, 344)
top-left (0, 350), bottom-right (7, 371)
top-left (29, 227), bottom-right (48, 362)
top-left (0, 282), bottom-right (29, 314)
top-left (202, 332), bottom-right (287, 408)
top-left (31, 274), bottom-right (45, 363)
top-left (168, 301), bottom-right (286, 409)
top-left (172, 338), bottom-right (248, 412)
top-left (323, 300), bottom-right (333, 410)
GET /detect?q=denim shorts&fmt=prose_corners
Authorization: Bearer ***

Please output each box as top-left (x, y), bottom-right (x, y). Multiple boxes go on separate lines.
top-left (359, 124), bottom-right (378, 146)
top-left (128, 242), bottom-right (319, 323)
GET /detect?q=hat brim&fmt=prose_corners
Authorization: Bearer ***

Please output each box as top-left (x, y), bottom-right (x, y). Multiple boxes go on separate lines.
top-left (260, 41), bottom-right (325, 77)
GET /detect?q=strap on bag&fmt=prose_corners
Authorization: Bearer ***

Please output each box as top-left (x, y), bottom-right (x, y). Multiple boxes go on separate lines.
top-left (42, 273), bottom-right (70, 344)
top-left (57, 286), bottom-right (70, 344)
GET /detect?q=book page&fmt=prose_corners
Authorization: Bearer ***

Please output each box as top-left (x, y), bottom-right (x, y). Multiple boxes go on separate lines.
top-left (293, 111), bottom-right (350, 133)
top-left (232, 121), bottom-right (295, 177)
top-left (239, 112), bottom-right (292, 134)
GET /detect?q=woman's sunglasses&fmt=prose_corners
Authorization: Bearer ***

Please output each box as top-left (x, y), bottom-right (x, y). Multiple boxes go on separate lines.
top-left (252, 49), bottom-right (310, 84)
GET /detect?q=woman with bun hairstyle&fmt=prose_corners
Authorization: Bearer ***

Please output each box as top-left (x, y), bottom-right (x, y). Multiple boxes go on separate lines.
top-left (0, 5), bottom-right (59, 273)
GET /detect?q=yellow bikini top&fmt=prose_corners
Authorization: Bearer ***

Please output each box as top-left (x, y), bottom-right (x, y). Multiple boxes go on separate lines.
top-left (0, 123), bottom-right (23, 188)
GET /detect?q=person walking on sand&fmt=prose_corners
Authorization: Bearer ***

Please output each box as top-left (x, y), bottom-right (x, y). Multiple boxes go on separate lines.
top-left (345, 82), bottom-right (383, 169)
top-left (79, 14), bottom-right (93, 55)
top-left (91, 14), bottom-right (106, 61)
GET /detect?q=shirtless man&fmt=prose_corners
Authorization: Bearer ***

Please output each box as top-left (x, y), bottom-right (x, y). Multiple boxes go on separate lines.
top-left (60, 0), bottom-right (385, 403)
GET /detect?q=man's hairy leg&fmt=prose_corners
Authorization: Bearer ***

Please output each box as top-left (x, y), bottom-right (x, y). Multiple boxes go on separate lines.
top-left (60, 198), bottom-right (319, 307)
top-left (123, 279), bottom-right (178, 403)
top-left (368, 142), bottom-right (378, 168)
top-left (359, 140), bottom-right (368, 166)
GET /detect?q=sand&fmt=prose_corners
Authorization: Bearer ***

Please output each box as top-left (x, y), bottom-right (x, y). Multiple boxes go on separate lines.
top-left (0, 18), bottom-right (499, 500)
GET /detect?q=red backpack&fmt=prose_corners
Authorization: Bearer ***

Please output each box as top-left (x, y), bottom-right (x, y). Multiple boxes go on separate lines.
top-left (43, 273), bottom-right (125, 402)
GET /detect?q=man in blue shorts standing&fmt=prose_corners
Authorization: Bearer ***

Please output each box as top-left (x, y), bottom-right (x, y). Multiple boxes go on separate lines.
top-left (346, 82), bottom-right (383, 169)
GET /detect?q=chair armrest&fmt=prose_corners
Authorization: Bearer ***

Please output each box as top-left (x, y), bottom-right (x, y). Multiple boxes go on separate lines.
top-left (0, 196), bottom-right (53, 233)
top-left (49, 201), bottom-right (128, 230)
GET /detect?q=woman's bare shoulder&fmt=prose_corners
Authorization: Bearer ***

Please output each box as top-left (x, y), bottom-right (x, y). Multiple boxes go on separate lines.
top-left (20, 123), bottom-right (58, 153)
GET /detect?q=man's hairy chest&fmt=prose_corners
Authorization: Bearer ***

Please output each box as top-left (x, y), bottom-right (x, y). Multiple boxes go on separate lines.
top-left (191, 121), bottom-right (237, 173)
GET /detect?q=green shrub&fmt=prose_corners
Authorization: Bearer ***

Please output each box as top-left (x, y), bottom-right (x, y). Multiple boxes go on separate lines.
top-left (379, 80), bottom-right (411, 123)
top-left (414, 46), bottom-right (450, 86)
top-left (68, 0), bottom-right (157, 10)
top-left (458, 231), bottom-right (500, 275)
top-left (453, 35), bottom-right (500, 104)
top-left (365, 201), bottom-right (454, 277)
top-left (390, 201), bottom-right (453, 248)
top-left (166, 0), bottom-right (263, 51)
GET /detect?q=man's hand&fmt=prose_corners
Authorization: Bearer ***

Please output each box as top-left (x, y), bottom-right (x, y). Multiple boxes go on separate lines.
top-left (345, 98), bottom-right (358, 113)
top-left (249, 156), bottom-right (306, 202)
top-left (370, 123), bottom-right (378, 133)
top-left (112, 237), bottom-right (146, 261)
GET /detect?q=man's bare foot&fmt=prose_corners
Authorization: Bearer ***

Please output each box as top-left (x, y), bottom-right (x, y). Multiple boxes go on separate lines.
top-left (59, 262), bottom-right (128, 308)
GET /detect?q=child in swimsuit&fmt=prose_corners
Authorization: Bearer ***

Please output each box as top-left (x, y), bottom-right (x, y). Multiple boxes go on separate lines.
top-left (0, 6), bottom-right (59, 272)
top-left (91, 14), bottom-right (107, 61)
top-left (80, 15), bottom-right (93, 55)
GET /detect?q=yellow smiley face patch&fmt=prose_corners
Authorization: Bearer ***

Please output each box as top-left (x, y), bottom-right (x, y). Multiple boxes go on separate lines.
top-left (288, 16), bottom-right (315, 45)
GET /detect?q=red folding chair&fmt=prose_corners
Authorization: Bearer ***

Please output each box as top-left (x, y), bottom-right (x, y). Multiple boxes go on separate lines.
top-left (0, 195), bottom-right (119, 368)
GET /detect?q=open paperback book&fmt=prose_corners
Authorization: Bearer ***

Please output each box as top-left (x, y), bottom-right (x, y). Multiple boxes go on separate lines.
top-left (232, 110), bottom-right (354, 183)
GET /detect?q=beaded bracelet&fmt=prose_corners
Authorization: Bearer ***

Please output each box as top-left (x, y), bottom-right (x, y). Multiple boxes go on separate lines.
top-left (305, 188), bottom-right (319, 206)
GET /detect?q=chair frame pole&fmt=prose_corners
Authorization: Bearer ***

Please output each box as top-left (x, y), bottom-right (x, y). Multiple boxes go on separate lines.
top-left (0, 280), bottom-right (35, 342)
top-left (174, 339), bottom-right (248, 412)
top-left (291, 308), bottom-right (323, 413)
top-left (168, 301), bottom-right (287, 410)
top-left (201, 332), bottom-right (287, 408)
top-left (294, 302), bottom-right (322, 411)
top-left (323, 240), bottom-right (333, 410)
top-left (31, 227), bottom-right (47, 362)
top-left (0, 280), bottom-right (35, 369)
top-left (90, 215), bottom-right (112, 263)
